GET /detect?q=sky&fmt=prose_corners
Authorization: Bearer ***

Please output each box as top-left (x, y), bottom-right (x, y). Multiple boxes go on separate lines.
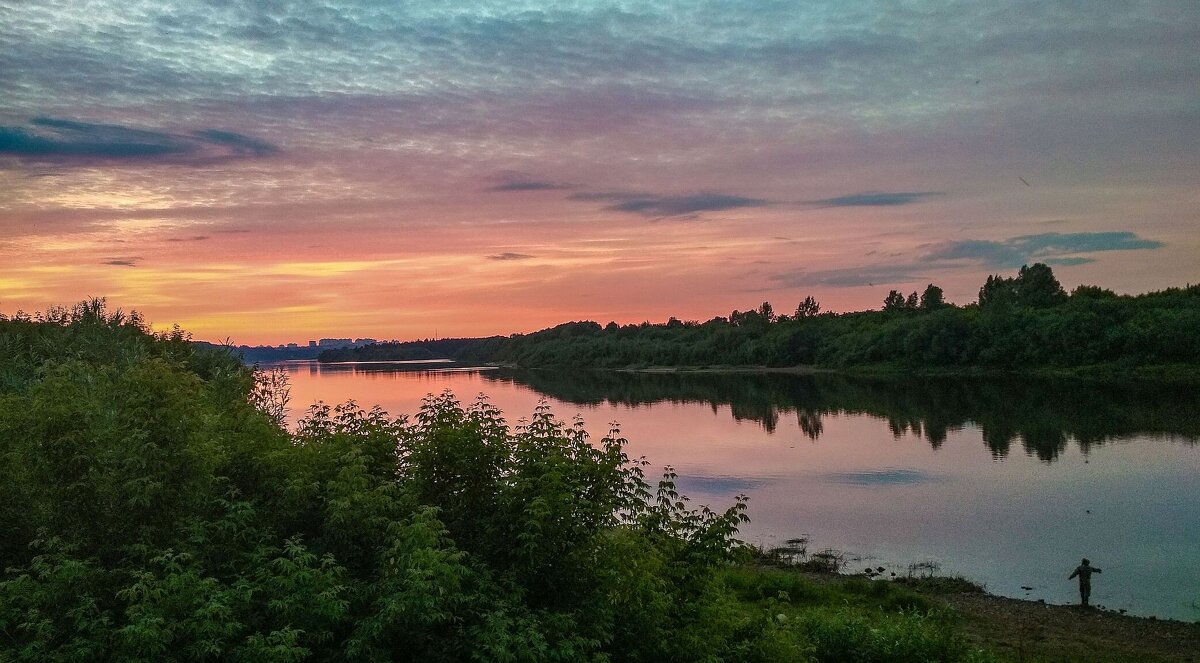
top-left (1, 1), bottom-right (1197, 344)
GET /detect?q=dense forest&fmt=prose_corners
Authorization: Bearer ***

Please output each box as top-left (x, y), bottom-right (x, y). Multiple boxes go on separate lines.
top-left (321, 264), bottom-right (1200, 373)
top-left (0, 301), bottom-right (996, 661)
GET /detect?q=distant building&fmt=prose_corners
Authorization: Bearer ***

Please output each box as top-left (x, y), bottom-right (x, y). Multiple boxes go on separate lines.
top-left (308, 341), bottom-right (317, 348)
top-left (318, 338), bottom-right (354, 349)
top-left (286, 343), bottom-right (298, 349)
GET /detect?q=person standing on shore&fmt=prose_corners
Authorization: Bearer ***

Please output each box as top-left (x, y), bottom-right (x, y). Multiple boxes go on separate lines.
top-left (1068, 558), bottom-right (1102, 607)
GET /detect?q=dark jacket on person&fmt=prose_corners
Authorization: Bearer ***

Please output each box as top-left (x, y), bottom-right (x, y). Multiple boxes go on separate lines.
top-left (1069, 563), bottom-right (1101, 586)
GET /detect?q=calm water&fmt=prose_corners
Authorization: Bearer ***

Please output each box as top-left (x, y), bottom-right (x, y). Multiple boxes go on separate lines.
top-left (273, 361), bottom-right (1200, 621)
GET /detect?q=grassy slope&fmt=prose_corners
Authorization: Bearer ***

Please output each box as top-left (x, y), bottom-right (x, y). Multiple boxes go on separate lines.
top-left (739, 569), bottom-right (1200, 662)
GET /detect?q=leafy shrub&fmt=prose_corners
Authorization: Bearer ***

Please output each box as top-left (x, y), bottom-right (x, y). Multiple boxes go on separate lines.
top-left (798, 608), bottom-right (997, 662)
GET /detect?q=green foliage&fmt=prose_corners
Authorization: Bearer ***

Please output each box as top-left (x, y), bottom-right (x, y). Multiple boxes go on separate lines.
top-left (715, 568), bottom-right (996, 662)
top-left (920, 284), bottom-right (946, 311)
top-left (979, 263), bottom-right (1067, 309)
top-left (7, 303), bottom-right (926, 660)
top-left (878, 290), bottom-right (901, 313)
top-left (796, 608), bottom-right (997, 663)
top-left (1071, 284), bottom-right (1118, 300)
top-left (794, 296), bottom-right (821, 318)
top-left (332, 265), bottom-right (1199, 375)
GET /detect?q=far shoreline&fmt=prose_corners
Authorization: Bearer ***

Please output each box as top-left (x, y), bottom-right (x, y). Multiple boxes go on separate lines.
top-left (300, 356), bottom-right (1200, 384)
top-left (504, 362), bottom-right (1200, 384)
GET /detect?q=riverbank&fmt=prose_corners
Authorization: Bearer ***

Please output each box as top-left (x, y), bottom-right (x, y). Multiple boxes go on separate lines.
top-left (799, 571), bottom-right (1200, 662)
top-left (307, 355), bottom-right (1200, 385)
top-left (623, 364), bottom-right (829, 375)
top-left (605, 362), bottom-right (1200, 384)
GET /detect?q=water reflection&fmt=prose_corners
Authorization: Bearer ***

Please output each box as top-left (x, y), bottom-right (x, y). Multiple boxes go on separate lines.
top-left (819, 469), bottom-right (948, 486)
top-left (482, 369), bottom-right (1200, 462)
top-left (274, 361), bottom-right (1200, 620)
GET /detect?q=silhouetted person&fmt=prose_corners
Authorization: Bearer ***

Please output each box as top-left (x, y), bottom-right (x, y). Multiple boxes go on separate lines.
top-left (1068, 558), bottom-right (1101, 607)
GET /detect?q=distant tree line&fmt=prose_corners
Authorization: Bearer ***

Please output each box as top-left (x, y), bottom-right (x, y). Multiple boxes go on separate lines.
top-left (318, 337), bottom-right (498, 363)
top-left (322, 264), bottom-right (1200, 372)
top-left (194, 342), bottom-right (324, 363)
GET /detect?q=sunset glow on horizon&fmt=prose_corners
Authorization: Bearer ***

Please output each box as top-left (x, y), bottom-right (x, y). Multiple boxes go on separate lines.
top-left (3, 2), bottom-right (1197, 345)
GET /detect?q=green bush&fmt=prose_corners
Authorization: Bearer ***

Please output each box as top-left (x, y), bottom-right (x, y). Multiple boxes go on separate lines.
top-left (798, 608), bottom-right (997, 663)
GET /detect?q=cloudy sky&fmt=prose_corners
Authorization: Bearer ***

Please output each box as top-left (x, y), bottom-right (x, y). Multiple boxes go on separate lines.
top-left (2, 1), bottom-right (1197, 343)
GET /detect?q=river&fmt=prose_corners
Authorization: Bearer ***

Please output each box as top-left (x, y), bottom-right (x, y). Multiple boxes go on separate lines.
top-left (270, 360), bottom-right (1200, 621)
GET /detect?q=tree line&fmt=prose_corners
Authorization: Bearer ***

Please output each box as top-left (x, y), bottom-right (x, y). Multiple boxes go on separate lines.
top-left (321, 264), bottom-right (1200, 373)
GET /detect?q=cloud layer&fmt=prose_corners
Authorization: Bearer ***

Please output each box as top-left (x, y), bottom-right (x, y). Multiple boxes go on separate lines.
top-left (488, 180), bottom-right (572, 192)
top-left (486, 252), bottom-right (534, 261)
top-left (571, 191), bottom-right (770, 217)
top-left (926, 232), bottom-right (1165, 268)
top-left (772, 231), bottom-right (1165, 288)
top-left (807, 192), bottom-right (942, 208)
top-left (0, 118), bottom-right (278, 163)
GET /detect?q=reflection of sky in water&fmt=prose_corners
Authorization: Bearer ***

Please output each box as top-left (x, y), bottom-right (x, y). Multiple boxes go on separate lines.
top-left (817, 468), bottom-right (948, 486)
top-left (673, 475), bottom-right (769, 493)
top-left (274, 362), bottom-right (1200, 622)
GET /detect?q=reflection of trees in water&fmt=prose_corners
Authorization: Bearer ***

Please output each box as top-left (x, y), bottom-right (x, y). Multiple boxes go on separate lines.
top-left (482, 370), bottom-right (1200, 462)
top-left (797, 409), bottom-right (822, 440)
top-left (282, 361), bottom-right (478, 384)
